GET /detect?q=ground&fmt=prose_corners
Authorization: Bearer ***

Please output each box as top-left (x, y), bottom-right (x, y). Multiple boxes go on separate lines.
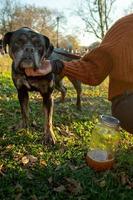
top-left (0, 55), bottom-right (133, 200)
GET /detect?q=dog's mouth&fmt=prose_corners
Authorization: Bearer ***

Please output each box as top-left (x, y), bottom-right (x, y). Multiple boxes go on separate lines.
top-left (20, 58), bottom-right (35, 69)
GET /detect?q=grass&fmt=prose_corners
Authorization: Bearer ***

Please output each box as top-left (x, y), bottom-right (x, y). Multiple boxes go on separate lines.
top-left (0, 55), bottom-right (133, 200)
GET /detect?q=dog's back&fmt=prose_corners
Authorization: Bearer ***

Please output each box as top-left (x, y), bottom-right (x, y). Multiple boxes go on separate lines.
top-left (49, 48), bottom-right (82, 110)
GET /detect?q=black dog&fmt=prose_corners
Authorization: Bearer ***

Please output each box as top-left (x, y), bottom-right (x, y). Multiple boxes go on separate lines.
top-left (49, 48), bottom-right (82, 110)
top-left (3, 27), bottom-right (56, 144)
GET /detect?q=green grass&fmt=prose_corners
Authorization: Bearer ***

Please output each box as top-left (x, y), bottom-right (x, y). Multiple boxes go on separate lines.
top-left (0, 56), bottom-right (133, 200)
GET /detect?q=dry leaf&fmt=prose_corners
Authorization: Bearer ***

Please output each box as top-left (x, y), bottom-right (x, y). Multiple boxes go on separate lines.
top-left (6, 144), bottom-right (13, 149)
top-left (68, 162), bottom-right (86, 171)
top-left (99, 180), bottom-right (106, 187)
top-left (57, 126), bottom-right (74, 137)
top-left (118, 172), bottom-right (133, 189)
top-left (48, 176), bottom-right (53, 184)
top-left (53, 185), bottom-right (66, 192)
top-left (40, 159), bottom-right (47, 167)
top-left (55, 165), bottom-right (62, 171)
top-left (28, 155), bottom-right (38, 163)
top-left (17, 128), bottom-right (27, 135)
top-left (30, 194), bottom-right (38, 200)
top-left (21, 155), bottom-right (37, 167)
top-left (126, 182), bottom-right (133, 189)
top-left (60, 130), bottom-right (74, 137)
top-left (15, 183), bottom-right (23, 193)
top-left (68, 164), bottom-right (77, 171)
top-left (65, 177), bottom-right (83, 195)
top-left (120, 172), bottom-right (128, 185)
top-left (14, 152), bottom-right (23, 161)
top-left (127, 181), bottom-right (133, 189)
top-left (15, 193), bottom-right (22, 200)
top-left (32, 120), bottom-right (37, 127)
top-left (0, 164), bottom-right (6, 176)
top-left (39, 151), bottom-right (44, 156)
top-left (21, 156), bottom-right (30, 165)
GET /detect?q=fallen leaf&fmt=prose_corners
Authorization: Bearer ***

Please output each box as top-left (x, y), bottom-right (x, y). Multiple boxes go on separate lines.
top-left (30, 194), bottom-right (38, 200)
top-left (14, 152), bottom-right (23, 161)
top-left (53, 185), bottom-right (66, 192)
top-left (126, 182), bottom-right (133, 189)
top-left (60, 130), bottom-right (74, 137)
top-left (21, 156), bottom-right (29, 165)
top-left (65, 177), bottom-right (83, 195)
top-left (15, 183), bottom-right (23, 193)
top-left (39, 151), bottom-right (44, 156)
top-left (32, 120), bottom-right (37, 127)
top-left (55, 165), bottom-right (62, 171)
top-left (28, 155), bottom-right (38, 164)
top-left (0, 164), bottom-right (6, 176)
top-left (15, 193), bottom-right (22, 200)
top-left (68, 163), bottom-right (78, 171)
top-left (99, 180), bottom-right (106, 187)
top-left (21, 155), bottom-right (38, 167)
top-left (17, 128), bottom-right (27, 135)
top-left (40, 159), bottom-right (47, 167)
top-left (68, 162), bottom-right (86, 171)
top-left (57, 126), bottom-right (74, 137)
top-left (6, 144), bottom-right (14, 149)
top-left (120, 172), bottom-right (128, 185)
top-left (48, 176), bottom-right (53, 184)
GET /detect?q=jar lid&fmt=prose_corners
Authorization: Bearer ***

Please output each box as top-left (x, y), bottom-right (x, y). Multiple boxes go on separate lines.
top-left (100, 115), bottom-right (120, 128)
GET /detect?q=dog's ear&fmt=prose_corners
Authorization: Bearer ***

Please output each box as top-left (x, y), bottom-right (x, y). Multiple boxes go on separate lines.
top-left (43, 35), bottom-right (50, 49)
top-left (3, 32), bottom-right (14, 53)
top-left (45, 43), bottom-right (54, 58)
top-left (43, 35), bottom-right (54, 58)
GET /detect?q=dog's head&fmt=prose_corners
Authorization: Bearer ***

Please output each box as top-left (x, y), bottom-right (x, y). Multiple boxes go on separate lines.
top-left (3, 27), bottom-right (54, 72)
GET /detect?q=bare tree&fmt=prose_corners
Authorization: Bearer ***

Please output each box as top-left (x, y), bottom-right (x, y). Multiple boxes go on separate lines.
top-left (0, 0), bottom-right (18, 33)
top-left (0, 2), bottom-right (57, 41)
top-left (0, 2), bottom-right (80, 49)
top-left (75, 0), bottom-right (116, 40)
top-left (11, 5), bottom-right (55, 34)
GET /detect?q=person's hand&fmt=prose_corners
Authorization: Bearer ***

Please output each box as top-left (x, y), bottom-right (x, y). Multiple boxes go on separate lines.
top-left (25, 60), bottom-right (52, 77)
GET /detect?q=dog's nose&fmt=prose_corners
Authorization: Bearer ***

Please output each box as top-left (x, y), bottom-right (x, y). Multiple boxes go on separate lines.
top-left (25, 47), bottom-right (34, 54)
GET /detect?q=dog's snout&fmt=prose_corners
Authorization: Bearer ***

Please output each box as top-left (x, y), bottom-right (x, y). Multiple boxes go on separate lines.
top-left (25, 46), bottom-right (34, 54)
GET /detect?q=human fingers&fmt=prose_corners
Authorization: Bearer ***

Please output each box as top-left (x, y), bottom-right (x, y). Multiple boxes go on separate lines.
top-left (25, 68), bottom-right (35, 76)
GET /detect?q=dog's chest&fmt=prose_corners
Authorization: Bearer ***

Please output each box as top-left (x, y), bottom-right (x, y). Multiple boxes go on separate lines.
top-left (12, 71), bottom-right (54, 93)
top-left (28, 78), bottom-right (54, 93)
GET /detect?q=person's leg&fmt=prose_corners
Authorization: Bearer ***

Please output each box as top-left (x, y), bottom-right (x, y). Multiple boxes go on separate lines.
top-left (111, 93), bottom-right (133, 134)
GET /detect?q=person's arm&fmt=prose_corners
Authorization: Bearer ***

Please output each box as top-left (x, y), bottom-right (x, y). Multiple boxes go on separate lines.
top-left (25, 46), bottom-right (112, 86)
top-left (62, 46), bottom-right (112, 85)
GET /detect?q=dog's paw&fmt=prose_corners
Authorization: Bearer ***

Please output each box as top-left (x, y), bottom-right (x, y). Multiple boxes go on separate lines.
top-left (15, 120), bottom-right (29, 130)
top-left (43, 129), bottom-right (56, 145)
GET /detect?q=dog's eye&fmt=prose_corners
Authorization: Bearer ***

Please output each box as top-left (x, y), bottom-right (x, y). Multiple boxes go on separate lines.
top-left (31, 37), bottom-right (42, 47)
top-left (15, 39), bottom-right (25, 46)
top-left (33, 40), bottom-right (42, 47)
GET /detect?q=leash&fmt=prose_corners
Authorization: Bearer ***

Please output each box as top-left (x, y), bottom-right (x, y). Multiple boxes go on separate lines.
top-left (53, 49), bottom-right (81, 59)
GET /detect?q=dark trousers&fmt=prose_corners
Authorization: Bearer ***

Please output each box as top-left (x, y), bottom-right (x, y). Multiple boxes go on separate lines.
top-left (111, 92), bottom-right (133, 134)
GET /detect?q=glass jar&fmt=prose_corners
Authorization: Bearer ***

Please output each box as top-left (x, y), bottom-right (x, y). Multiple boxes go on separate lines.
top-left (86, 115), bottom-right (120, 171)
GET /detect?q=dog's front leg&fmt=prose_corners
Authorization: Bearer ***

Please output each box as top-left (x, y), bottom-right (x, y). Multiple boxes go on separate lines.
top-left (42, 93), bottom-right (56, 145)
top-left (17, 88), bottom-right (29, 129)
